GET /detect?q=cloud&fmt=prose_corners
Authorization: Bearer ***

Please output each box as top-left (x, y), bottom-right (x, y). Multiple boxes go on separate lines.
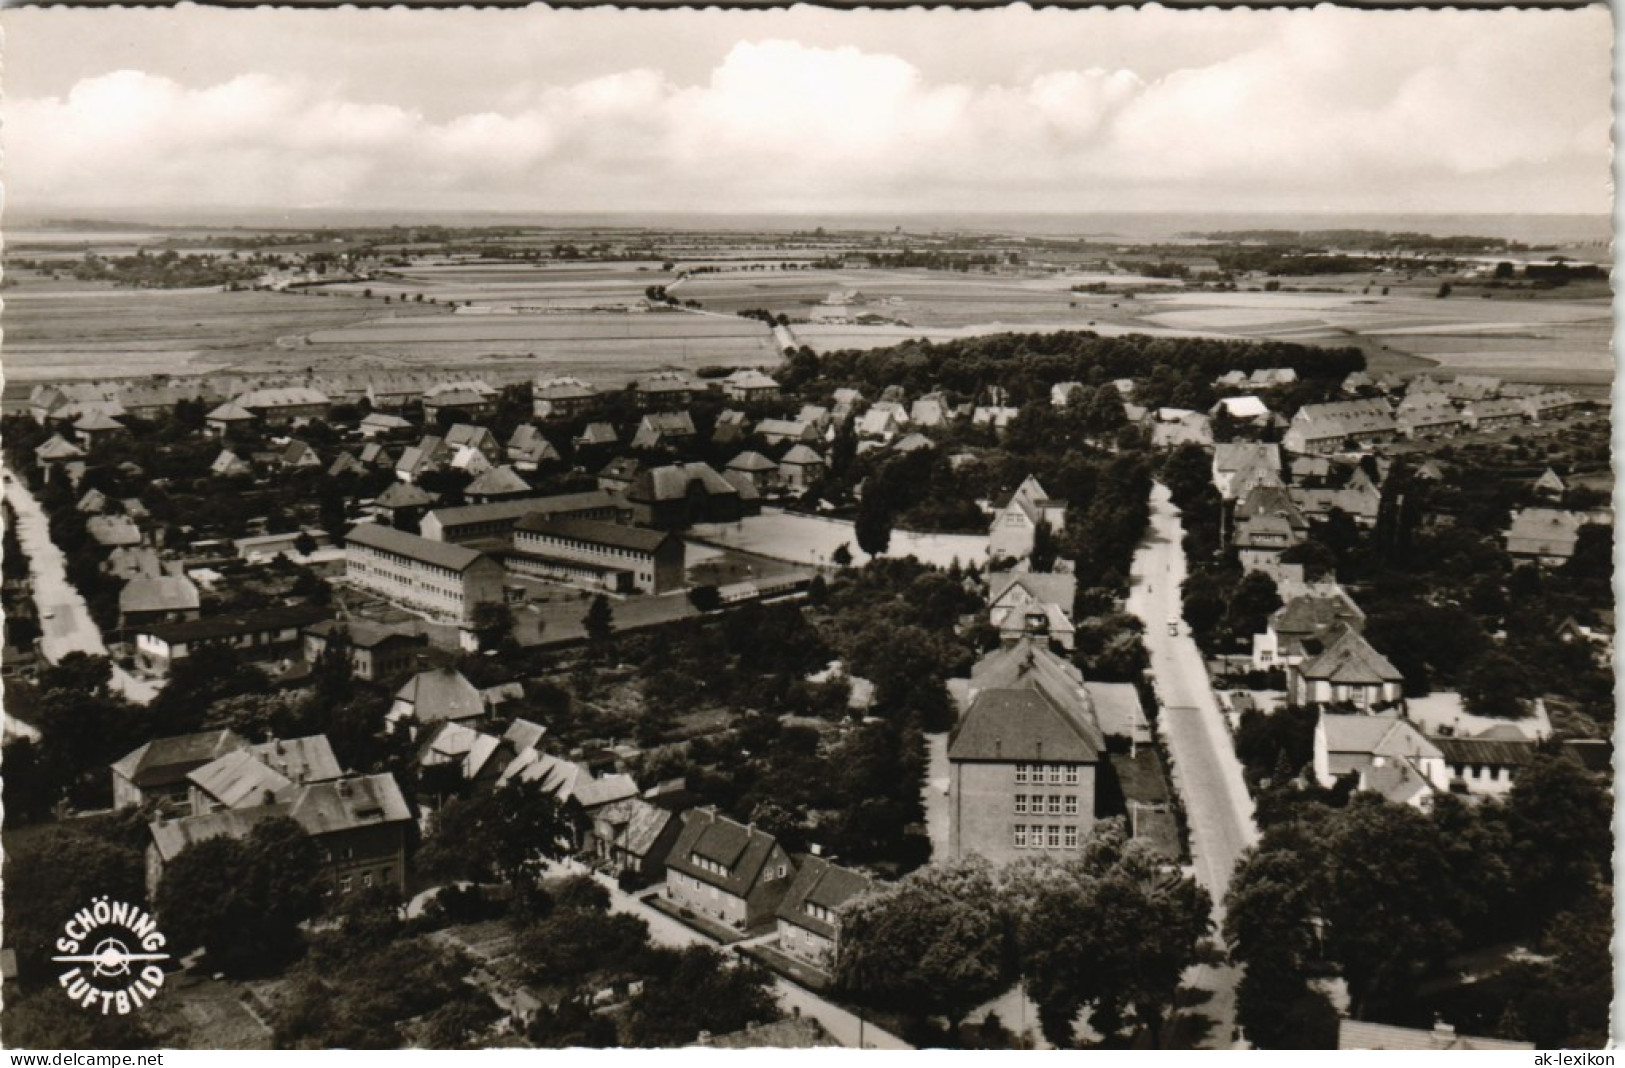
top-left (5, 21), bottom-right (1610, 214)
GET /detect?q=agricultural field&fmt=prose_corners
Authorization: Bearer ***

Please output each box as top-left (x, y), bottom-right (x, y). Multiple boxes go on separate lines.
top-left (0, 282), bottom-right (448, 386)
top-left (320, 261), bottom-right (672, 308)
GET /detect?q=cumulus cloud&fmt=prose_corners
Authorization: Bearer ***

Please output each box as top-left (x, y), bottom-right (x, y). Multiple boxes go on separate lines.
top-left (5, 21), bottom-right (1610, 214)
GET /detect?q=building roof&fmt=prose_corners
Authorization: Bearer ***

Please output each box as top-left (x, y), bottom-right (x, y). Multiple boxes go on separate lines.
top-left (465, 465), bottom-right (531, 497)
top-left (1319, 712), bottom-right (1439, 761)
top-left (724, 369), bottom-right (780, 389)
top-left (988, 571), bottom-right (1078, 612)
top-left (1271, 590), bottom-right (1366, 638)
top-left (119, 575), bottom-right (201, 616)
top-left (432, 490), bottom-right (623, 532)
top-left (1085, 682), bottom-right (1152, 744)
top-left (950, 687), bottom-right (1103, 764)
top-left (149, 804), bottom-right (292, 862)
top-left (135, 603), bottom-right (333, 646)
top-left (726, 451), bottom-right (778, 473)
top-left (346, 522), bottom-right (491, 572)
top-left (756, 418), bottom-right (810, 439)
top-left (236, 387), bottom-right (329, 410)
top-left (1432, 736), bottom-right (1537, 768)
top-left (1506, 508), bottom-right (1586, 558)
top-left (535, 377), bottom-right (597, 400)
top-left (776, 855), bottom-right (874, 940)
top-left (1298, 626), bottom-right (1403, 685)
top-left (417, 721), bottom-right (507, 781)
top-left (503, 718), bottom-right (548, 753)
top-left (394, 667), bottom-right (485, 724)
top-left (86, 515), bottom-right (142, 547)
top-left (188, 748), bottom-right (293, 809)
top-left (575, 422), bottom-right (618, 446)
top-left (515, 514), bottom-right (675, 554)
top-left (424, 389), bottom-right (487, 409)
top-left (667, 808), bottom-right (786, 897)
top-left (1213, 442), bottom-right (1282, 475)
top-left (598, 456), bottom-right (642, 482)
top-left (780, 444), bottom-right (825, 466)
top-left (113, 730), bottom-right (247, 789)
top-left (1338, 1020), bottom-right (1533, 1051)
top-left (360, 412), bottom-right (413, 430)
top-left (374, 482), bottom-right (440, 510)
top-left (628, 462), bottom-right (737, 503)
top-left (590, 797), bottom-right (677, 860)
top-left (34, 434), bottom-right (86, 460)
top-left (286, 773), bottom-right (413, 836)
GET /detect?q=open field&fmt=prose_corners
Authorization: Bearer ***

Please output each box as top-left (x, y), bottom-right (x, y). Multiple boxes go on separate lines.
top-left (320, 261), bottom-right (672, 307)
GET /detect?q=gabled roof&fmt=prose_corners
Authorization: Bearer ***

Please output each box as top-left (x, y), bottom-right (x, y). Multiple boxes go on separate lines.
top-left (394, 667), bottom-right (484, 724)
top-left (424, 389), bottom-right (487, 408)
top-left (360, 412), bottom-right (413, 430)
top-left (1271, 590), bottom-right (1365, 638)
top-left (516, 514), bottom-right (675, 554)
top-left (1299, 626), bottom-right (1403, 685)
top-left (286, 773), bottom-right (413, 835)
top-left (346, 523), bottom-right (491, 572)
top-left (1319, 712), bottom-right (1437, 759)
top-left (304, 618), bottom-right (427, 651)
top-left (949, 688), bottom-right (1102, 764)
top-left (249, 735), bottom-right (343, 785)
top-left (188, 749), bottom-right (292, 809)
top-left (503, 718), bottom-right (547, 753)
top-left (206, 401), bottom-right (257, 423)
top-left (988, 571), bottom-right (1077, 611)
top-left (112, 730), bottom-right (246, 789)
top-left (236, 387), bottom-right (329, 409)
top-left (628, 462), bottom-right (737, 503)
top-left (443, 423), bottom-right (497, 450)
top-left (34, 435), bottom-right (86, 460)
top-left (590, 797), bottom-right (676, 859)
top-left (780, 445), bottom-right (824, 466)
top-left (149, 804), bottom-right (291, 862)
top-left (135, 603), bottom-right (333, 646)
top-left (1432, 736), bottom-right (1537, 768)
top-left (777, 856), bottom-right (874, 939)
top-left (465, 465), bottom-right (531, 497)
top-left (73, 411), bottom-right (125, 432)
top-left (575, 422), bottom-right (619, 446)
top-left (756, 418), bottom-right (810, 439)
top-left (599, 456), bottom-right (642, 482)
top-left (727, 451), bottom-right (778, 473)
top-left (1213, 443), bottom-right (1281, 475)
top-left (417, 721), bottom-right (507, 780)
top-left (1505, 507), bottom-right (1586, 557)
top-left (667, 808), bottom-right (787, 897)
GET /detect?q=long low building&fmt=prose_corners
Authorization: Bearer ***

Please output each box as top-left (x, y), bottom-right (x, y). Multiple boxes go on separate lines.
top-left (510, 515), bottom-right (685, 594)
top-left (133, 604), bottom-right (333, 676)
top-left (418, 491), bottom-right (629, 544)
top-left (345, 522), bottom-right (507, 624)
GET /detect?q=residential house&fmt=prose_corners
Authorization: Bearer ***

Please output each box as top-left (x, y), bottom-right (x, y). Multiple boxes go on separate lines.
top-left (597, 457), bottom-right (642, 496)
top-left (891, 432), bottom-right (934, 454)
top-left (443, 424), bottom-right (503, 464)
top-left (1504, 507), bottom-right (1588, 564)
top-left (278, 439), bottom-right (322, 470)
top-left (585, 798), bottom-right (683, 885)
top-left (511, 516), bottom-right (685, 594)
top-left (327, 452), bottom-right (368, 479)
top-left (1433, 728), bottom-right (1539, 798)
top-left (394, 436), bottom-right (444, 483)
top-left (419, 491), bottom-right (627, 544)
top-left (973, 405), bottom-right (1020, 432)
top-left (664, 809), bottom-right (796, 930)
top-left (234, 387), bottom-right (331, 426)
top-left (1289, 469), bottom-right (1382, 528)
top-left (631, 411), bottom-right (698, 452)
top-left (302, 619), bottom-right (429, 683)
top-left (1312, 712), bottom-right (1447, 805)
top-left (1284, 399), bottom-right (1397, 455)
top-left (1290, 625), bottom-right (1404, 710)
top-left (755, 418), bottom-right (817, 447)
top-left (533, 376), bottom-right (599, 420)
top-left (1051, 381), bottom-right (1084, 408)
top-left (777, 445), bottom-right (826, 492)
top-left (1211, 395), bottom-right (1271, 426)
top-left (132, 604), bottom-right (333, 676)
top-left (344, 523), bottom-right (507, 624)
top-left (634, 372), bottom-right (699, 410)
top-left (372, 481), bottom-right (440, 529)
top-left (86, 514), bottom-right (142, 548)
top-left (831, 388), bottom-right (865, 424)
top-left (73, 411), bottom-right (127, 450)
top-left (1461, 398), bottom-right (1526, 432)
top-left (34, 434), bottom-right (86, 479)
top-left (1149, 409), bottom-right (1213, 449)
top-left (464, 465), bottom-right (533, 504)
top-left (1233, 485), bottom-right (1309, 569)
top-left (359, 412), bottom-right (414, 439)
top-left (725, 451), bottom-right (781, 494)
top-left (712, 410), bottom-right (751, 447)
top-left (415, 720), bottom-right (514, 795)
top-left (187, 736), bottom-right (344, 813)
top-left (1520, 391), bottom-right (1586, 423)
top-left (390, 666), bottom-right (486, 733)
top-left (112, 730), bottom-right (246, 811)
top-left (1395, 393), bottom-right (1463, 439)
top-left (1532, 467), bottom-right (1567, 500)
top-left (506, 426), bottom-right (561, 471)
top-left (566, 424), bottom-right (615, 457)
top-left (987, 571), bottom-right (1078, 651)
top-left (1252, 587), bottom-right (1366, 671)
top-left (720, 369), bottom-right (781, 403)
top-left (118, 575), bottom-right (201, 632)
top-left (147, 772), bottom-right (414, 898)
top-left (1444, 375), bottom-right (1502, 403)
top-left (910, 394), bottom-right (952, 429)
top-left (988, 476), bottom-right (1067, 563)
top-left (626, 462), bottom-right (750, 529)
top-left (775, 856), bottom-right (875, 972)
top-left (856, 403), bottom-right (906, 442)
top-left (796, 405), bottom-right (832, 433)
top-left (204, 402), bottom-right (257, 436)
top-left (1212, 443), bottom-right (1283, 500)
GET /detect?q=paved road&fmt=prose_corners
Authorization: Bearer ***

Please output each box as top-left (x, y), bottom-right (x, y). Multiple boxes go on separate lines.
top-left (565, 862), bottom-right (912, 1050)
top-left (4, 476), bottom-right (158, 703)
top-left (1126, 481), bottom-right (1260, 1049)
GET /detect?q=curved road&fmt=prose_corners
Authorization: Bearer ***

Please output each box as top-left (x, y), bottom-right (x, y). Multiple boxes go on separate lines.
top-left (1126, 481), bottom-right (1259, 1048)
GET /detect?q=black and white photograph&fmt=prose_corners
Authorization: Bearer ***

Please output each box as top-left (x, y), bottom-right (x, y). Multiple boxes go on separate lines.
top-left (0, 2), bottom-right (1615, 1053)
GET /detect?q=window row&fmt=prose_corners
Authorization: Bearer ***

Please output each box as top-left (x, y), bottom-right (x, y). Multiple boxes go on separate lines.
top-left (1014, 794), bottom-right (1079, 816)
top-left (1012, 825), bottom-right (1079, 850)
top-left (1013, 763), bottom-right (1080, 785)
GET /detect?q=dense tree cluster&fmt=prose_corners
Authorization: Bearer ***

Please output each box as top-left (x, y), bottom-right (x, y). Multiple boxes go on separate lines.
top-left (836, 822), bottom-right (1211, 1048)
top-left (1226, 760), bottom-right (1612, 1048)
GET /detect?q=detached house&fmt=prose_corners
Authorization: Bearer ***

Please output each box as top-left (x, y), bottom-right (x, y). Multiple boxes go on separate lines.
top-left (506, 425), bottom-right (561, 471)
top-left (1290, 624), bottom-right (1404, 710)
top-left (988, 476), bottom-right (1067, 563)
top-left (112, 730), bottom-right (246, 812)
top-left (586, 798), bottom-right (683, 886)
top-left (533, 376), bottom-right (599, 420)
top-left (631, 411), bottom-right (698, 452)
top-left (664, 809), bottom-right (796, 930)
top-left (775, 857), bottom-right (875, 973)
top-left (720, 369), bottom-right (781, 403)
top-left (1313, 712), bottom-right (1447, 807)
top-left (1211, 443), bottom-right (1283, 501)
top-left (987, 571), bottom-right (1078, 650)
top-left (777, 445), bottom-right (826, 492)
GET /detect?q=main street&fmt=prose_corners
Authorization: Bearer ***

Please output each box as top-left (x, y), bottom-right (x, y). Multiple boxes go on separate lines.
top-left (4, 474), bottom-right (158, 704)
top-left (1126, 481), bottom-right (1260, 1048)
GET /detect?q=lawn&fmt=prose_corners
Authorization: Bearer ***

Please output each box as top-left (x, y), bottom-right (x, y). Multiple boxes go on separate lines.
top-left (690, 508), bottom-right (988, 570)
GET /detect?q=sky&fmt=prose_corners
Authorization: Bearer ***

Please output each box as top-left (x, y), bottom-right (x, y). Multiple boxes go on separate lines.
top-left (2, 5), bottom-right (1613, 217)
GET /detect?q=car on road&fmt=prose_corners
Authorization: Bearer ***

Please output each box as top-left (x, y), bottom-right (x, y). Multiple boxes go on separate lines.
top-left (42, 609), bottom-right (56, 620)
top-left (1167, 621), bottom-right (1179, 636)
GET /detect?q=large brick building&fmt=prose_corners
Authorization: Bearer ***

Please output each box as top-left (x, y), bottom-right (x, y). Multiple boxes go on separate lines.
top-left (510, 515), bottom-right (684, 594)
